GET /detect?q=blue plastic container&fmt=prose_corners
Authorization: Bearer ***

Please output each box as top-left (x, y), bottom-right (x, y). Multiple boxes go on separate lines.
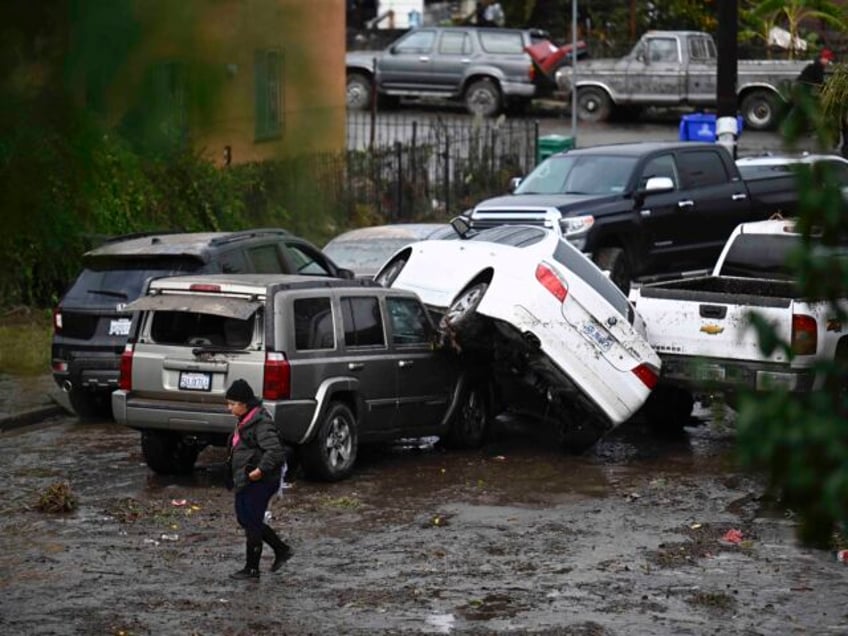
top-left (679, 113), bottom-right (744, 142)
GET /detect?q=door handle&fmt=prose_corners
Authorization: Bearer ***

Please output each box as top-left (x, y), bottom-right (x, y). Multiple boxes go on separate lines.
top-left (418, 56), bottom-right (430, 63)
top-left (731, 193), bottom-right (748, 201)
top-left (461, 58), bottom-right (471, 64)
top-left (347, 362), bottom-right (364, 371)
top-left (677, 199), bottom-right (695, 208)
top-left (398, 360), bottom-right (414, 368)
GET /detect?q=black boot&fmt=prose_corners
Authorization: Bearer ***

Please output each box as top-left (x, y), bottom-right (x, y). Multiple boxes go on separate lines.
top-left (230, 538), bottom-right (262, 580)
top-left (262, 523), bottom-right (293, 573)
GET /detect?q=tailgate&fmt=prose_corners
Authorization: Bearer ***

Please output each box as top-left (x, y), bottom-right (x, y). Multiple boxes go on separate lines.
top-left (638, 293), bottom-right (793, 363)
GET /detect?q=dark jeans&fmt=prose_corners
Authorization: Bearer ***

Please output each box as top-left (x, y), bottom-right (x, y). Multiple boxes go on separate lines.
top-left (234, 480), bottom-right (277, 542)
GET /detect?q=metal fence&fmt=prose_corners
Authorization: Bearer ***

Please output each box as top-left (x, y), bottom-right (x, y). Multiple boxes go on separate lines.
top-left (344, 112), bottom-right (539, 221)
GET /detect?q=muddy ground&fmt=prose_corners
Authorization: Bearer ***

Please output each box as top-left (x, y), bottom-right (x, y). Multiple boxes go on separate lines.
top-left (1, 405), bottom-right (846, 636)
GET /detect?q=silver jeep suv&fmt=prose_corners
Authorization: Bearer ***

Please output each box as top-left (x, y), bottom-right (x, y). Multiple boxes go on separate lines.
top-left (112, 274), bottom-right (490, 481)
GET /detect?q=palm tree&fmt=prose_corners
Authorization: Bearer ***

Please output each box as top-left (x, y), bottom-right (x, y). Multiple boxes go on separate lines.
top-left (749, 0), bottom-right (847, 59)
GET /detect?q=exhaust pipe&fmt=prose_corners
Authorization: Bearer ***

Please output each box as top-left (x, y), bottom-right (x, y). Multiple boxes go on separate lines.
top-left (62, 380), bottom-right (72, 393)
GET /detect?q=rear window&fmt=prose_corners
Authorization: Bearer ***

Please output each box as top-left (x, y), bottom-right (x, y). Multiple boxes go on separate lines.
top-left (553, 241), bottom-right (633, 322)
top-left (149, 311), bottom-right (255, 348)
top-left (469, 226), bottom-right (547, 247)
top-left (62, 258), bottom-right (203, 307)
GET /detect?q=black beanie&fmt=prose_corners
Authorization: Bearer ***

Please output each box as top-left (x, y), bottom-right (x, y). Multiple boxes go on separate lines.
top-left (226, 379), bottom-right (256, 404)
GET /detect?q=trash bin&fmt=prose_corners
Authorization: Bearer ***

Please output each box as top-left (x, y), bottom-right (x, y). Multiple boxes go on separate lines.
top-left (537, 134), bottom-right (575, 163)
top-left (679, 113), bottom-right (744, 142)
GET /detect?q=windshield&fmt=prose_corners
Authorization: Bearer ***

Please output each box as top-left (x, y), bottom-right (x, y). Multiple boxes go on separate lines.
top-left (323, 239), bottom-right (419, 276)
top-left (515, 155), bottom-right (637, 195)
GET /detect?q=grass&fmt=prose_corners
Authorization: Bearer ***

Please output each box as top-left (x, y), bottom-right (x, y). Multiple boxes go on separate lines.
top-left (0, 307), bottom-right (52, 376)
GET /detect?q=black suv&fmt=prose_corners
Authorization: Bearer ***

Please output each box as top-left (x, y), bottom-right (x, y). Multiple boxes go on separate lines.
top-left (52, 229), bottom-right (352, 418)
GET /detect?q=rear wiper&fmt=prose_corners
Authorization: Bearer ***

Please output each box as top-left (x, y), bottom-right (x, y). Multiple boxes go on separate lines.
top-left (192, 346), bottom-right (251, 356)
top-left (87, 289), bottom-right (129, 299)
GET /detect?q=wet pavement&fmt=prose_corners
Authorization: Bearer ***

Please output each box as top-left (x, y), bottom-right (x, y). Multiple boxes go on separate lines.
top-left (0, 373), bottom-right (69, 429)
top-left (1, 399), bottom-right (847, 635)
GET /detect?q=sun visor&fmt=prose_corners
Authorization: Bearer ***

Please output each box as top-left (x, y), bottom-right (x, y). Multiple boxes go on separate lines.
top-left (125, 294), bottom-right (261, 320)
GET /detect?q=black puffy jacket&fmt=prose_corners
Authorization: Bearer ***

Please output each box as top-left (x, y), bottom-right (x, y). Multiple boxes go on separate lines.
top-left (227, 405), bottom-right (284, 492)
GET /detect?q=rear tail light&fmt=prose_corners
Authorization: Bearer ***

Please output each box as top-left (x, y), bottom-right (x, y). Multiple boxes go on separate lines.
top-left (631, 363), bottom-right (659, 390)
top-left (263, 352), bottom-right (291, 400)
top-left (53, 308), bottom-right (62, 333)
top-left (118, 344), bottom-right (134, 391)
top-left (189, 283), bottom-right (222, 293)
top-left (535, 262), bottom-right (568, 302)
top-left (528, 64), bottom-right (536, 81)
top-left (791, 314), bottom-right (817, 355)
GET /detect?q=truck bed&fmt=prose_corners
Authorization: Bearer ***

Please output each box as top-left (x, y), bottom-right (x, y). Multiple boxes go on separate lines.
top-left (636, 275), bottom-right (798, 308)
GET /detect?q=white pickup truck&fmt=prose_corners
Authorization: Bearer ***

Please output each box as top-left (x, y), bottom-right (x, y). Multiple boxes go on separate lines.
top-left (629, 218), bottom-right (848, 430)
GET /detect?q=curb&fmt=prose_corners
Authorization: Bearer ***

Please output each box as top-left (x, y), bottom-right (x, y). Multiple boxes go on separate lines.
top-left (0, 404), bottom-right (67, 432)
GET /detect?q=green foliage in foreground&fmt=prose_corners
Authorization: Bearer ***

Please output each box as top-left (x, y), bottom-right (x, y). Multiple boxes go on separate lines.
top-left (734, 75), bottom-right (848, 547)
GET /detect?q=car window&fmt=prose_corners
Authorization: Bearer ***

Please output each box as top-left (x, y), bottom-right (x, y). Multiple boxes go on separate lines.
top-left (342, 296), bottom-right (385, 347)
top-left (394, 30), bottom-right (435, 54)
top-left (285, 241), bottom-right (333, 276)
top-left (61, 258), bottom-right (202, 306)
top-left (246, 244), bottom-right (285, 273)
top-left (479, 31), bottom-right (524, 54)
top-left (688, 36), bottom-right (715, 61)
top-left (678, 150), bottom-right (730, 188)
top-left (294, 297), bottom-right (334, 350)
top-left (220, 249), bottom-right (248, 274)
top-left (148, 311), bottom-right (255, 347)
top-left (553, 240), bottom-right (633, 322)
top-left (469, 226), bottom-right (547, 247)
top-left (387, 296), bottom-right (431, 345)
top-left (647, 38), bottom-right (678, 63)
top-left (515, 155), bottom-right (638, 195)
top-left (639, 154), bottom-right (679, 189)
top-left (440, 31), bottom-right (471, 55)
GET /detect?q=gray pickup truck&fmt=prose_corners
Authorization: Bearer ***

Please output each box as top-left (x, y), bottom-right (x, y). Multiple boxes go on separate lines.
top-left (556, 30), bottom-right (809, 130)
top-left (346, 26), bottom-right (553, 117)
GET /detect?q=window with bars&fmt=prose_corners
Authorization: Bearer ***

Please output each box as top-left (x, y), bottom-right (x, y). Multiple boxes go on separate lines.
top-left (254, 49), bottom-right (283, 141)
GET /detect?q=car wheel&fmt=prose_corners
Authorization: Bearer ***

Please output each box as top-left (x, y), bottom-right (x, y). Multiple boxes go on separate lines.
top-left (346, 73), bottom-right (373, 111)
top-left (375, 257), bottom-right (407, 287)
top-left (740, 90), bottom-right (779, 131)
top-left (301, 402), bottom-right (358, 482)
top-left (557, 410), bottom-right (605, 454)
top-left (642, 385), bottom-right (695, 436)
top-left (68, 387), bottom-right (113, 420)
top-left (465, 79), bottom-right (501, 117)
top-left (576, 86), bottom-right (612, 123)
top-left (592, 247), bottom-right (631, 295)
top-left (444, 381), bottom-right (489, 449)
top-left (141, 431), bottom-right (199, 475)
top-left (440, 282), bottom-right (488, 333)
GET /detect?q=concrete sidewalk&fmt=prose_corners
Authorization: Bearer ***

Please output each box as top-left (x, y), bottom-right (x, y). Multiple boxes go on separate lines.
top-left (0, 373), bottom-right (71, 430)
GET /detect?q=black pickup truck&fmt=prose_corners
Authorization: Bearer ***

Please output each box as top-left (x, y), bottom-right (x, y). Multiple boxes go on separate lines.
top-left (466, 141), bottom-right (800, 293)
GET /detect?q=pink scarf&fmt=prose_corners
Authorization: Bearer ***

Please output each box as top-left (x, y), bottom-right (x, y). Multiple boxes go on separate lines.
top-left (231, 406), bottom-right (261, 448)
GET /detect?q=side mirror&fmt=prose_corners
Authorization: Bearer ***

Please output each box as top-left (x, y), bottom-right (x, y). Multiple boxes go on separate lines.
top-left (643, 176), bottom-right (674, 193)
top-left (508, 176), bottom-right (523, 193)
top-left (449, 215), bottom-right (472, 239)
top-left (337, 267), bottom-right (355, 280)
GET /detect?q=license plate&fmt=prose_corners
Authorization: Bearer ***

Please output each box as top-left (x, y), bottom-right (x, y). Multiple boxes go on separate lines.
top-left (696, 363), bottom-right (726, 382)
top-left (179, 371), bottom-right (212, 391)
top-left (581, 320), bottom-right (614, 352)
top-left (109, 318), bottom-right (132, 336)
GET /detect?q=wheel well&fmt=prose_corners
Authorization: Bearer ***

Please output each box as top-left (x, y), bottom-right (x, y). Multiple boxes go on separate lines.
top-left (463, 75), bottom-right (501, 96)
top-left (737, 86), bottom-right (783, 106)
top-left (457, 269), bottom-right (494, 295)
top-left (347, 68), bottom-right (373, 82)
top-left (326, 390), bottom-right (358, 422)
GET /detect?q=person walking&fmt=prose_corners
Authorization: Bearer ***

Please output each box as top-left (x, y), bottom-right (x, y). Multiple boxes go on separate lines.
top-left (225, 378), bottom-right (292, 580)
top-left (797, 47), bottom-right (834, 90)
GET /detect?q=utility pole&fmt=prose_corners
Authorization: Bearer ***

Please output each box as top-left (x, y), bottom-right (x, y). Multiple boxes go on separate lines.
top-left (716, 0), bottom-right (739, 158)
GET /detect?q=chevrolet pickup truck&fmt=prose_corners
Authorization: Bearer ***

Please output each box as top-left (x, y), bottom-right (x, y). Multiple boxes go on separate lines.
top-left (346, 26), bottom-right (558, 116)
top-left (555, 30), bottom-right (809, 130)
top-left (629, 218), bottom-right (848, 430)
top-left (466, 141), bottom-right (801, 293)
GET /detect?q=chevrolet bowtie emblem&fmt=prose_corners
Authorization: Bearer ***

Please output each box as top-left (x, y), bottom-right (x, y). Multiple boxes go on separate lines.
top-left (700, 324), bottom-right (724, 335)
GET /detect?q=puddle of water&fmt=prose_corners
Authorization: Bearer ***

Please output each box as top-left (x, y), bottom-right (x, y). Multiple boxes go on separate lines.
top-left (425, 612), bottom-right (455, 633)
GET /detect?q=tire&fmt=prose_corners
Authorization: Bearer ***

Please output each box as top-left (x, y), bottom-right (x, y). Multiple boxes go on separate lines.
top-left (346, 73), bottom-right (373, 111)
top-left (464, 79), bottom-right (501, 117)
top-left (444, 381), bottom-right (489, 449)
top-left (439, 282), bottom-right (488, 332)
top-left (642, 386), bottom-right (695, 436)
top-left (375, 256), bottom-right (407, 287)
top-left (557, 410), bottom-right (605, 454)
top-left (301, 402), bottom-right (358, 482)
top-left (68, 387), bottom-right (113, 420)
top-left (141, 431), bottom-right (199, 475)
top-left (740, 90), bottom-right (780, 131)
top-left (576, 86), bottom-right (612, 123)
top-left (592, 247), bottom-right (632, 295)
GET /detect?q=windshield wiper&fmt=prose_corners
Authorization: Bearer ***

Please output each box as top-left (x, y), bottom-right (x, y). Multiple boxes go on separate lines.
top-left (87, 289), bottom-right (129, 299)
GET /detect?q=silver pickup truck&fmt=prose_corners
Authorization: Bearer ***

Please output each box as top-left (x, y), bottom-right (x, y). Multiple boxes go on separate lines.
top-left (556, 30), bottom-right (809, 131)
top-left (346, 26), bottom-right (553, 117)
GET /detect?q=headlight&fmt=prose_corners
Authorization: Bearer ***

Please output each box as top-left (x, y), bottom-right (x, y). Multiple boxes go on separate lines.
top-left (560, 215), bottom-right (594, 238)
